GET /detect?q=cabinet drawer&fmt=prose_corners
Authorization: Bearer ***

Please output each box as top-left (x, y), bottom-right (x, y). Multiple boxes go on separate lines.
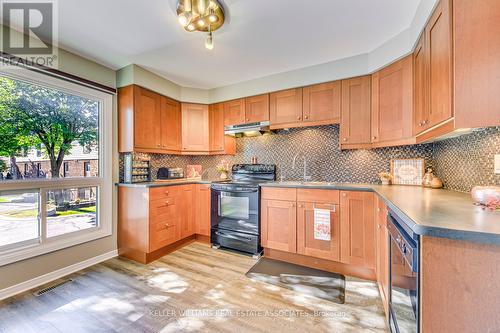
top-left (150, 218), bottom-right (180, 251)
top-left (150, 197), bottom-right (178, 219)
top-left (261, 187), bottom-right (297, 201)
top-left (150, 186), bottom-right (181, 200)
top-left (297, 189), bottom-right (339, 204)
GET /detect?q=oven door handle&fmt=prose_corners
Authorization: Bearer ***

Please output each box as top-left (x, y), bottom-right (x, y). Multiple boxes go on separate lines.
top-left (212, 188), bottom-right (259, 194)
top-left (215, 231), bottom-right (253, 242)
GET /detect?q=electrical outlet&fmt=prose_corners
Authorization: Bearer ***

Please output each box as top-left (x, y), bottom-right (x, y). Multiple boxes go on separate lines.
top-left (495, 155), bottom-right (500, 174)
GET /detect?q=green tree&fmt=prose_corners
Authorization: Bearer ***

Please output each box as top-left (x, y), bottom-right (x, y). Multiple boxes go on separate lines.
top-left (0, 77), bottom-right (98, 178)
top-left (0, 77), bottom-right (33, 179)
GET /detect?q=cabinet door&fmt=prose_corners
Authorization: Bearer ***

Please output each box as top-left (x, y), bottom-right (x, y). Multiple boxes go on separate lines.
top-left (134, 86), bottom-right (161, 150)
top-left (150, 218), bottom-right (180, 251)
top-left (181, 103), bottom-right (209, 152)
top-left (413, 34), bottom-right (428, 135)
top-left (297, 202), bottom-right (340, 261)
top-left (269, 88), bottom-right (303, 129)
top-left (224, 135), bottom-right (236, 155)
top-left (180, 185), bottom-right (194, 239)
top-left (375, 196), bottom-right (389, 317)
top-left (160, 97), bottom-right (181, 151)
top-left (371, 55), bottom-right (413, 143)
top-left (209, 103), bottom-right (225, 152)
top-left (425, 0), bottom-right (453, 128)
top-left (454, 0), bottom-right (500, 128)
top-left (195, 184), bottom-right (211, 236)
top-left (261, 199), bottom-right (296, 253)
top-left (340, 76), bottom-right (371, 145)
top-left (223, 99), bottom-right (246, 126)
top-left (245, 94), bottom-right (269, 123)
top-left (303, 81), bottom-right (341, 124)
top-left (340, 191), bottom-right (375, 268)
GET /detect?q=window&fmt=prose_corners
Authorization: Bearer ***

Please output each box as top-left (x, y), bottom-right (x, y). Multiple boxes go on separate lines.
top-left (36, 163), bottom-right (42, 178)
top-left (63, 162), bottom-right (70, 178)
top-left (84, 162), bottom-right (91, 177)
top-left (0, 66), bottom-right (113, 266)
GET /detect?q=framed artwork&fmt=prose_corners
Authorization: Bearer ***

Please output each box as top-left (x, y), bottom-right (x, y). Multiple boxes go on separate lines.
top-left (390, 158), bottom-right (425, 185)
top-left (186, 165), bottom-right (202, 179)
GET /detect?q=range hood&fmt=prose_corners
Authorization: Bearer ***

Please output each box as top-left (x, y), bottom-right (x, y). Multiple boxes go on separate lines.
top-left (224, 121), bottom-right (272, 137)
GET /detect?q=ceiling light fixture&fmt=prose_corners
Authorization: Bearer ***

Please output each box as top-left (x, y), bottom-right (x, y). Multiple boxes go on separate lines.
top-left (176, 0), bottom-right (225, 50)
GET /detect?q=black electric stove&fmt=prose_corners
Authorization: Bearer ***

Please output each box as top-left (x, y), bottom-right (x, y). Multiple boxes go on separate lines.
top-left (210, 164), bottom-right (276, 256)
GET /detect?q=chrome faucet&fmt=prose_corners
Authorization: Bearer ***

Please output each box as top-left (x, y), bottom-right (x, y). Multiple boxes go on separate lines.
top-left (291, 153), bottom-right (311, 181)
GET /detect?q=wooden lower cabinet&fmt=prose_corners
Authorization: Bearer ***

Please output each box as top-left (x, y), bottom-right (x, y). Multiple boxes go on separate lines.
top-left (297, 201), bottom-right (340, 262)
top-left (195, 184), bottom-right (211, 236)
top-left (340, 191), bottom-right (375, 269)
top-left (179, 185), bottom-right (195, 238)
top-left (375, 195), bottom-right (389, 319)
top-left (262, 187), bottom-right (377, 280)
top-left (261, 199), bottom-right (297, 252)
top-left (119, 184), bottom-right (211, 264)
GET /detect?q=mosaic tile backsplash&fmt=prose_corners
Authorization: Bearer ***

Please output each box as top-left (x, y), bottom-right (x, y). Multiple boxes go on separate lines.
top-left (432, 127), bottom-right (500, 193)
top-left (121, 125), bottom-right (500, 193)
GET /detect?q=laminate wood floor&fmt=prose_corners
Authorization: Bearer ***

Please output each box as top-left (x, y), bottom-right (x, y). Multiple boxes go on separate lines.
top-left (0, 242), bottom-right (388, 333)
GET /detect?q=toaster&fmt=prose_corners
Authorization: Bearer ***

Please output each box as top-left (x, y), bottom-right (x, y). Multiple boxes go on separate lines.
top-left (157, 167), bottom-right (184, 180)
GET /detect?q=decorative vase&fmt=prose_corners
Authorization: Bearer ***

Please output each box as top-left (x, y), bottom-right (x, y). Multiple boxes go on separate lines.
top-left (430, 177), bottom-right (443, 189)
top-left (422, 167), bottom-right (434, 188)
top-left (219, 171), bottom-right (228, 180)
top-left (381, 179), bottom-right (391, 185)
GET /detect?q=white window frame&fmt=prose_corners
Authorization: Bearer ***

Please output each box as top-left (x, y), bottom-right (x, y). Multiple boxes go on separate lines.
top-left (0, 66), bottom-right (113, 267)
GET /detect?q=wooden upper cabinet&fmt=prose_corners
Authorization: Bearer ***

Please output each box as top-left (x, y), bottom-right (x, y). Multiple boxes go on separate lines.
top-left (261, 199), bottom-right (297, 253)
top-left (371, 55), bottom-right (413, 145)
top-left (245, 94), bottom-right (270, 123)
top-left (340, 191), bottom-right (375, 269)
top-left (209, 103), bottom-right (225, 152)
top-left (269, 88), bottom-right (303, 129)
top-left (340, 76), bottom-right (372, 147)
top-left (181, 103), bottom-right (209, 152)
top-left (195, 184), bottom-right (211, 236)
top-left (134, 86), bottom-right (162, 150)
top-left (224, 99), bottom-right (246, 126)
top-left (297, 199), bottom-right (340, 262)
top-left (160, 97), bottom-right (181, 151)
top-left (413, 34), bottom-right (428, 135)
top-left (454, 0), bottom-right (500, 128)
top-left (303, 81), bottom-right (341, 124)
top-left (425, 0), bottom-right (453, 129)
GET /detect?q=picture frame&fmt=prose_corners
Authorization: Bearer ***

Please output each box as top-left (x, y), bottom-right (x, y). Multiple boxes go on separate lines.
top-left (390, 158), bottom-right (425, 185)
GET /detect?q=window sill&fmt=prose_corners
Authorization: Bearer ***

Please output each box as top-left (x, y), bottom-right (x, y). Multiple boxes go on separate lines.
top-left (0, 226), bottom-right (112, 267)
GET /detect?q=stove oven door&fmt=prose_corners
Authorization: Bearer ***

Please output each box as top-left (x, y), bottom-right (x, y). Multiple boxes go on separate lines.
top-left (211, 187), bottom-right (259, 235)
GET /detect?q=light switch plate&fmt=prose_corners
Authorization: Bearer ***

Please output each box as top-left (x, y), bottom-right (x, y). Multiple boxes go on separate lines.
top-left (495, 155), bottom-right (500, 174)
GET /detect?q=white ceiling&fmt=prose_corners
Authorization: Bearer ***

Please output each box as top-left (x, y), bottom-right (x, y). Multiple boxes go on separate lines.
top-left (8, 0), bottom-right (423, 89)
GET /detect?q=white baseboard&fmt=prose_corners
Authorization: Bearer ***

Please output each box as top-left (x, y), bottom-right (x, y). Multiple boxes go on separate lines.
top-left (0, 249), bottom-right (118, 301)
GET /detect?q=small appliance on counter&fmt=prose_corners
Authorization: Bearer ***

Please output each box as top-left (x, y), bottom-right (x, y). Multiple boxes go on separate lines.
top-left (157, 167), bottom-right (184, 180)
top-left (210, 164), bottom-right (276, 257)
top-left (123, 154), bottom-right (151, 183)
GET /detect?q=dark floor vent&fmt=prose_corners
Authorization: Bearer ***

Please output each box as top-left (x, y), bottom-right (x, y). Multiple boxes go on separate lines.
top-left (33, 279), bottom-right (73, 297)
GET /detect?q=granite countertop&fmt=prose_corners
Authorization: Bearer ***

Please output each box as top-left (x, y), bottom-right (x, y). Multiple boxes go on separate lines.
top-left (261, 182), bottom-right (500, 244)
top-left (117, 180), bottom-right (500, 244)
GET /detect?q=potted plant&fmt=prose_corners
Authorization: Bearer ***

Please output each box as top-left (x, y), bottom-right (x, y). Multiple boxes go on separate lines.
top-left (216, 160), bottom-right (230, 180)
top-left (378, 172), bottom-right (392, 185)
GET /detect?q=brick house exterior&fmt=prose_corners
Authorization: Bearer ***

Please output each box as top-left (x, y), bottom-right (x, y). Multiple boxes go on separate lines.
top-left (1, 142), bottom-right (98, 179)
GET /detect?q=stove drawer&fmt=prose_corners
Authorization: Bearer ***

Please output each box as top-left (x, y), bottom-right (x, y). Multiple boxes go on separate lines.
top-left (211, 228), bottom-right (260, 255)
